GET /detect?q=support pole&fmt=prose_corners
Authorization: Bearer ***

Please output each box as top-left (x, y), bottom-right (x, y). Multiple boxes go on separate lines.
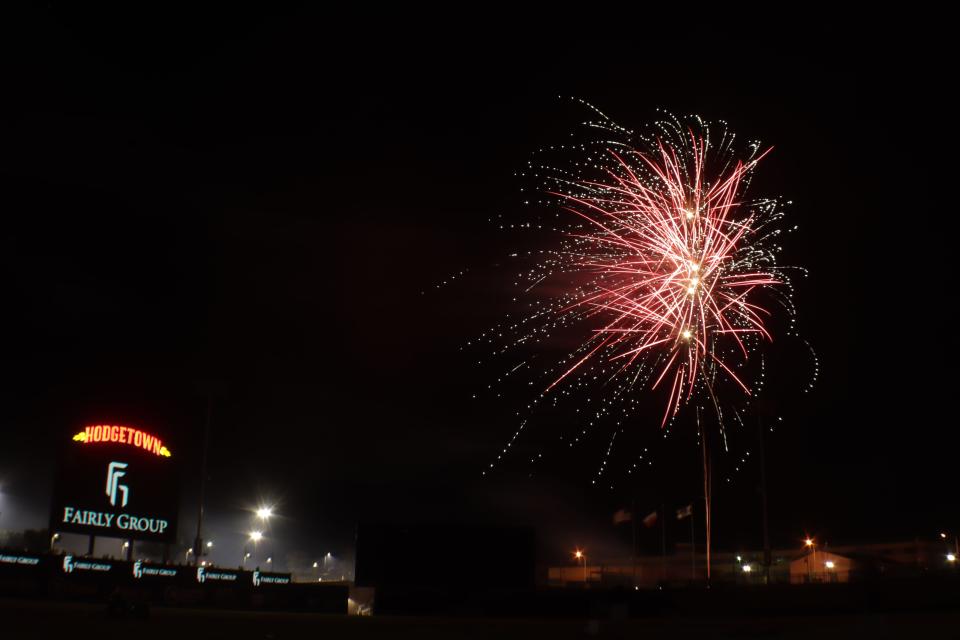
top-left (193, 395), bottom-right (213, 566)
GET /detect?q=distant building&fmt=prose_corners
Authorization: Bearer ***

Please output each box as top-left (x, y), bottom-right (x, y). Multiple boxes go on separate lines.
top-left (790, 549), bottom-right (852, 583)
top-left (547, 540), bottom-right (953, 588)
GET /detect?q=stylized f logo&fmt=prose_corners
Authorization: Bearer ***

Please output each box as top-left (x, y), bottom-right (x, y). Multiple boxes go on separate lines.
top-left (106, 461), bottom-right (129, 508)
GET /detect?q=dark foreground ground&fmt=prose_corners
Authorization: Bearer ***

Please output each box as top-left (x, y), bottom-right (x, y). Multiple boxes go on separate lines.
top-left (3, 597), bottom-right (960, 639)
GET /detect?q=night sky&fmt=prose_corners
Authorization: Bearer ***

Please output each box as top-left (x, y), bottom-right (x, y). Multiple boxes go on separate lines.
top-left (1, 9), bottom-right (953, 570)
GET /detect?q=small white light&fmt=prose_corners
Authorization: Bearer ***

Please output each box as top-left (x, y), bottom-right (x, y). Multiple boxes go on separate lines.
top-left (742, 564), bottom-right (752, 573)
top-left (948, 554), bottom-right (956, 562)
top-left (825, 561), bottom-right (835, 569)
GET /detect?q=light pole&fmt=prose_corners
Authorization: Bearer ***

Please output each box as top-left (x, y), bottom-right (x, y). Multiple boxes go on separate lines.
top-left (940, 532), bottom-right (959, 559)
top-left (574, 549), bottom-right (587, 586)
top-left (249, 530), bottom-right (263, 566)
top-left (255, 507), bottom-right (273, 562)
top-left (242, 551), bottom-right (251, 567)
top-left (804, 538), bottom-right (816, 582)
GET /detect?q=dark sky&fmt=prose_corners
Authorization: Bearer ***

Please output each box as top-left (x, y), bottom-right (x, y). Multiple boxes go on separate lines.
top-left (1, 9), bottom-right (953, 569)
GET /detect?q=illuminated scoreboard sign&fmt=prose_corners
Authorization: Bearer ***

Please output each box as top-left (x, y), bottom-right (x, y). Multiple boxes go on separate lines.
top-left (50, 424), bottom-right (180, 543)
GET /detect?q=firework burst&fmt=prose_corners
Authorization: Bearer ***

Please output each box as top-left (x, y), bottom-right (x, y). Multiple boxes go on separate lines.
top-left (477, 101), bottom-right (814, 481)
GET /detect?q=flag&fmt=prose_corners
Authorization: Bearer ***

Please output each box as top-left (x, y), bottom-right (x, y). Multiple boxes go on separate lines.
top-left (642, 510), bottom-right (658, 528)
top-left (612, 508), bottom-right (632, 525)
top-left (676, 504), bottom-right (693, 520)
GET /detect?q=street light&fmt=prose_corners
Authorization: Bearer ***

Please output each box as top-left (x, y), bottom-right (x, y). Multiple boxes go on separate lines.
top-left (742, 564), bottom-right (753, 573)
top-left (185, 547), bottom-right (193, 563)
top-left (242, 552), bottom-right (251, 567)
top-left (825, 560), bottom-right (835, 570)
top-left (249, 531), bottom-right (263, 543)
top-left (266, 557), bottom-right (272, 565)
top-left (206, 540), bottom-right (214, 549)
top-left (256, 507), bottom-right (273, 521)
top-left (948, 554), bottom-right (956, 563)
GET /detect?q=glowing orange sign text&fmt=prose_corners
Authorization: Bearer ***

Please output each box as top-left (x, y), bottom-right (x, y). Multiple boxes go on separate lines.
top-left (73, 425), bottom-right (172, 458)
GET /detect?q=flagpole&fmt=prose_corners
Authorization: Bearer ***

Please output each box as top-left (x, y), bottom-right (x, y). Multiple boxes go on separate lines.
top-left (690, 506), bottom-right (696, 582)
top-left (701, 416), bottom-right (711, 585)
top-left (631, 498), bottom-right (637, 587)
top-left (660, 502), bottom-right (666, 585)
top-left (758, 412), bottom-right (771, 585)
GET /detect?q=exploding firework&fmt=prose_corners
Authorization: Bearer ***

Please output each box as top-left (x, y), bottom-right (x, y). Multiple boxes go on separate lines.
top-left (476, 101), bottom-right (815, 481)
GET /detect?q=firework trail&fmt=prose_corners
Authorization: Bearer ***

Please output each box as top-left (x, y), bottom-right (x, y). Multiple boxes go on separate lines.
top-left (478, 102), bottom-right (815, 480)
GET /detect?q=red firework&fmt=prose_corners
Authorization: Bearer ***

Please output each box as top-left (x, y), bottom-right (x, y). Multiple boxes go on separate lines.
top-left (543, 130), bottom-right (782, 426)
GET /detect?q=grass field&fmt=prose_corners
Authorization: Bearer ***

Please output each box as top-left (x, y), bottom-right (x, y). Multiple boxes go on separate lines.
top-left (3, 597), bottom-right (960, 639)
